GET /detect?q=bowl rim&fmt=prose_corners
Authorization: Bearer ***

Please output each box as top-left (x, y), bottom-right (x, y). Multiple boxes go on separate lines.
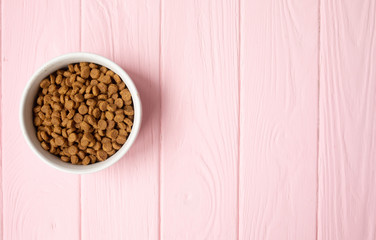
top-left (19, 52), bottom-right (142, 174)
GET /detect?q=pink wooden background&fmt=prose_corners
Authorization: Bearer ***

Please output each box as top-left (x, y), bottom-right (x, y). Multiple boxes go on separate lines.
top-left (1, 0), bottom-right (375, 239)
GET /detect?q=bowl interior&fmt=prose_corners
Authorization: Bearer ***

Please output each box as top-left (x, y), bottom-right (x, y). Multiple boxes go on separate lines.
top-left (20, 53), bottom-right (142, 174)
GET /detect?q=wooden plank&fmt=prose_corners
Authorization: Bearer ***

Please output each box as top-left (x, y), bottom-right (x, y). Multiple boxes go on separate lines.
top-left (80, 0), bottom-right (160, 239)
top-left (239, 0), bottom-right (319, 239)
top-left (318, 0), bottom-right (376, 239)
top-left (1, 0), bottom-right (81, 239)
top-left (160, 0), bottom-right (239, 238)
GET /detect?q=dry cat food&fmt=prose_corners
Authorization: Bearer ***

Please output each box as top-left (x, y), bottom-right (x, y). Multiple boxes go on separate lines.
top-left (33, 62), bottom-right (134, 165)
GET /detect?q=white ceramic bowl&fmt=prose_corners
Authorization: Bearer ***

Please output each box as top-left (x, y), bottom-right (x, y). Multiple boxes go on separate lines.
top-left (20, 52), bottom-right (142, 174)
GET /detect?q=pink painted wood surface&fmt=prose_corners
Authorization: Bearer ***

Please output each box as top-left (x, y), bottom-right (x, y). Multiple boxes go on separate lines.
top-left (318, 0), bottom-right (376, 239)
top-left (160, 0), bottom-right (239, 239)
top-left (80, 0), bottom-right (160, 239)
top-left (239, 0), bottom-right (319, 239)
top-left (1, 0), bottom-right (81, 239)
top-left (1, 0), bottom-right (376, 239)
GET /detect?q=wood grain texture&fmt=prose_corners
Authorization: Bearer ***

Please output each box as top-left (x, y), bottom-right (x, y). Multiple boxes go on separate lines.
top-left (318, 0), bottom-right (376, 239)
top-left (2, 0), bottom-right (81, 239)
top-left (239, 0), bottom-right (319, 239)
top-left (80, 0), bottom-right (160, 239)
top-left (160, 0), bottom-right (239, 239)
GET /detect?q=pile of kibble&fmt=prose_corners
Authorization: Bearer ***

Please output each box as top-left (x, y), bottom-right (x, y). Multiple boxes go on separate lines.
top-left (33, 62), bottom-right (134, 165)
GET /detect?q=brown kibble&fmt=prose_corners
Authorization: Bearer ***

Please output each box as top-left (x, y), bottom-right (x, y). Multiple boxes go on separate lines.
top-left (86, 148), bottom-right (96, 155)
top-left (74, 94), bottom-right (84, 102)
top-left (62, 128), bottom-right (68, 138)
top-left (82, 156), bottom-right (90, 165)
top-left (106, 70), bottom-right (115, 77)
top-left (93, 141), bottom-right (101, 150)
top-left (98, 94), bottom-right (107, 100)
top-left (77, 151), bottom-right (85, 160)
top-left (116, 135), bottom-right (127, 144)
top-left (65, 100), bottom-right (74, 110)
top-left (78, 104), bottom-right (88, 115)
top-left (92, 85), bottom-right (99, 96)
top-left (68, 133), bottom-right (78, 142)
top-left (85, 85), bottom-right (93, 94)
top-left (37, 131), bottom-right (43, 142)
top-left (125, 99), bottom-right (133, 106)
top-left (112, 93), bottom-right (119, 100)
top-left (68, 64), bottom-right (74, 72)
top-left (63, 71), bottom-right (72, 77)
top-left (99, 66), bottom-right (107, 73)
top-left (108, 84), bottom-right (118, 95)
top-left (34, 116), bottom-right (42, 126)
top-left (118, 122), bottom-right (126, 129)
top-left (97, 150), bottom-right (107, 161)
top-left (52, 103), bottom-right (63, 111)
top-left (73, 113), bottom-right (83, 123)
top-left (98, 129), bottom-right (105, 136)
top-left (106, 120), bottom-right (115, 130)
top-left (97, 82), bottom-right (107, 93)
top-left (74, 64), bottom-right (80, 73)
top-left (81, 66), bottom-right (90, 79)
top-left (98, 119), bottom-right (107, 130)
top-left (49, 145), bottom-right (57, 154)
top-left (61, 156), bottom-right (70, 162)
top-left (53, 127), bottom-right (62, 135)
top-left (108, 129), bottom-right (118, 139)
top-left (114, 113), bottom-right (125, 123)
top-left (40, 79), bottom-right (50, 88)
top-left (114, 98), bottom-right (123, 108)
top-left (86, 98), bottom-right (96, 107)
top-left (88, 141), bottom-right (95, 148)
top-left (113, 74), bottom-right (121, 83)
top-left (77, 76), bottom-right (85, 83)
top-left (112, 142), bottom-right (121, 150)
top-left (89, 63), bottom-right (98, 68)
top-left (118, 82), bottom-right (126, 90)
top-left (107, 149), bottom-right (116, 156)
top-left (87, 115), bottom-right (96, 126)
top-left (81, 138), bottom-right (89, 147)
top-left (48, 84), bottom-right (57, 93)
top-left (124, 106), bottom-right (134, 116)
top-left (68, 145), bottom-right (78, 155)
top-left (105, 111), bottom-right (114, 120)
top-left (56, 75), bottom-right (63, 84)
top-left (101, 75), bottom-right (112, 84)
top-left (55, 136), bottom-right (65, 146)
top-left (120, 89), bottom-right (132, 101)
top-left (124, 117), bottom-right (133, 127)
top-left (83, 132), bottom-right (95, 142)
top-left (34, 105), bottom-right (42, 113)
top-left (119, 129), bottom-right (128, 136)
top-left (71, 155), bottom-right (79, 164)
top-left (103, 141), bottom-right (113, 152)
top-left (107, 103), bottom-right (117, 112)
top-left (90, 68), bottom-right (100, 79)
top-left (98, 101), bottom-right (108, 111)
top-left (89, 155), bottom-right (97, 164)
top-left (67, 110), bottom-right (75, 119)
top-left (41, 141), bottom-right (49, 151)
top-left (93, 108), bottom-right (101, 118)
top-left (81, 121), bottom-right (92, 132)
top-left (51, 117), bottom-right (61, 126)
top-left (40, 131), bottom-right (49, 141)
